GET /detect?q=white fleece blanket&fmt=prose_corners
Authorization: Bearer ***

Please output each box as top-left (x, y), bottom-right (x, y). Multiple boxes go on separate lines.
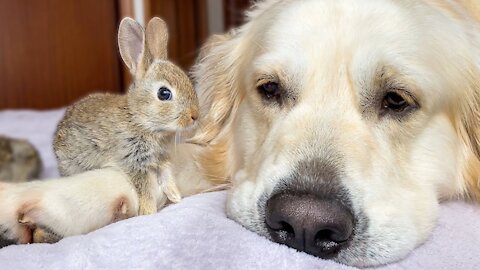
top-left (0, 109), bottom-right (479, 270)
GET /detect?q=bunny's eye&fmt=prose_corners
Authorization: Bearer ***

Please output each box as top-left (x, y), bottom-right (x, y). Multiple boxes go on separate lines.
top-left (158, 87), bottom-right (172, 101)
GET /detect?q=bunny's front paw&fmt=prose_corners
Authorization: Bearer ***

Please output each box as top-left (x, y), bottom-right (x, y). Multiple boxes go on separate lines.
top-left (138, 196), bottom-right (157, 215)
top-left (162, 178), bottom-right (182, 204)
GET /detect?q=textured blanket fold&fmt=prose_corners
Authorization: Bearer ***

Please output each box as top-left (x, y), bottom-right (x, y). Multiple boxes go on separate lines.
top-left (0, 110), bottom-right (479, 270)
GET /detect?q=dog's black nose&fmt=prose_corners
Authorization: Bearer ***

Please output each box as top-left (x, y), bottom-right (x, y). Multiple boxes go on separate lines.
top-left (265, 192), bottom-right (354, 259)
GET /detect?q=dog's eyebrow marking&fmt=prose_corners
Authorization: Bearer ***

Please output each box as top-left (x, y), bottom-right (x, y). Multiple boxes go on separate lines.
top-left (256, 73), bottom-right (278, 84)
top-left (344, 64), bottom-right (359, 109)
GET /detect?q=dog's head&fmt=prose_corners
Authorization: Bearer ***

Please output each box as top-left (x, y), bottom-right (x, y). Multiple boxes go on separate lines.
top-left (191, 0), bottom-right (480, 267)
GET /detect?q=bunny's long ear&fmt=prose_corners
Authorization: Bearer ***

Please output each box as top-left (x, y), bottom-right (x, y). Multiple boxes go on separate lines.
top-left (118, 17), bottom-right (146, 75)
top-left (145, 17), bottom-right (169, 60)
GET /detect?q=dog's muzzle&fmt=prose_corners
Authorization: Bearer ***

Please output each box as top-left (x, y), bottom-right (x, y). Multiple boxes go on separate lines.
top-left (263, 159), bottom-right (357, 259)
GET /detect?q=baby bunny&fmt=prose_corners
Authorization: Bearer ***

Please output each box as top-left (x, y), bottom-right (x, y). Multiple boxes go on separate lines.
top-left (54, 17), bottom-right (199, 215)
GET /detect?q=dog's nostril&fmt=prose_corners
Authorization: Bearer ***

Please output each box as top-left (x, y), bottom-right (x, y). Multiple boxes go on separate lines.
top-left (315, 226), bottom-right (351, 243)
top-left (265, 192), bottom-right (354, 259)
top-left (279, 221), bottom-right (295, 234)
top-left (270, 221), bottom-right (295, 242)
top-left (314, 228), bottom-right (350, 256)
top-left (315, 229), bottom-right (336, 242)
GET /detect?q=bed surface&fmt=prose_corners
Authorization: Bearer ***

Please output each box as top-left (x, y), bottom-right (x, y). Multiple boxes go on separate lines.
top-left (0, 109), bottom-right (479, 270)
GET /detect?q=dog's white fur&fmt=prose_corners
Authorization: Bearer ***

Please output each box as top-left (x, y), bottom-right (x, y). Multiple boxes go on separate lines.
top-left (1, 0), bottom-right (480, 267)
top-left (189, 0), bottom-right (480, 266)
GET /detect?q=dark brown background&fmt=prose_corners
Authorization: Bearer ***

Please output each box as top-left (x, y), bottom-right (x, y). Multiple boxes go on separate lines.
top-left (0, 0), bottom-right (251, 109)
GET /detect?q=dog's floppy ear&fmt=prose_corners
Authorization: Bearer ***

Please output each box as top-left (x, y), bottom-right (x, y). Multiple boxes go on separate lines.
top-left (458, 68), bottom-right (480, 201)
top-left (185, 31), bottom-right (244, 186)
top-left (188, 31), bottom-right (244, 145)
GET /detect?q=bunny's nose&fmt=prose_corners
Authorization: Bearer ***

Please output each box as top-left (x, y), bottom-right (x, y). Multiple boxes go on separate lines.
top-left (190, 110), bottom-right (199, 121)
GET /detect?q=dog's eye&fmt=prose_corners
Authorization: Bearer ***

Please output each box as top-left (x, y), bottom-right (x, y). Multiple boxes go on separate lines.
top-left (382, 92), bottom-right (410, 112)
top-left (258, 82), bottom-right (281, 99)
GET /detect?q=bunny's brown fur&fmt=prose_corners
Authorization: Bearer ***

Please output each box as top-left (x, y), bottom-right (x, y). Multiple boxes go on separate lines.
top-left (0, 136), bottom-right (42, 182)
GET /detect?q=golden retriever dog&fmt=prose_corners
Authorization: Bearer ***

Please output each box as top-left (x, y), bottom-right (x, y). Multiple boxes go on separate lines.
top-left (188, 0), bottom-right (480, 266)
top-left (1, 0), bottom-right (479, 267)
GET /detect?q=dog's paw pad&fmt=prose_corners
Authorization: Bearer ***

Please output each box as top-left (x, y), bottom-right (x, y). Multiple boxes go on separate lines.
top-left (16, 199), bottom-right (40, 224)
top-left (14, 199), bottom-right (59, 244)
top-left (32, 227), bottom-right (62, 244)
top-left (112, 195), bottom-right (134, 221)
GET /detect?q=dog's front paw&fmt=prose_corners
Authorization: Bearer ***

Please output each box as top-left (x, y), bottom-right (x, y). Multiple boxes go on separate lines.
top-left (17, 217), bottom-right (62, 244)
top-left (0, 183), bottom-right (54, 247)
top-left (1, 169), bottom-right (141, 247)
top-left (0, 217), bottom-right (33, 248)
top-left (0, 182), bottom-right (67, 247)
